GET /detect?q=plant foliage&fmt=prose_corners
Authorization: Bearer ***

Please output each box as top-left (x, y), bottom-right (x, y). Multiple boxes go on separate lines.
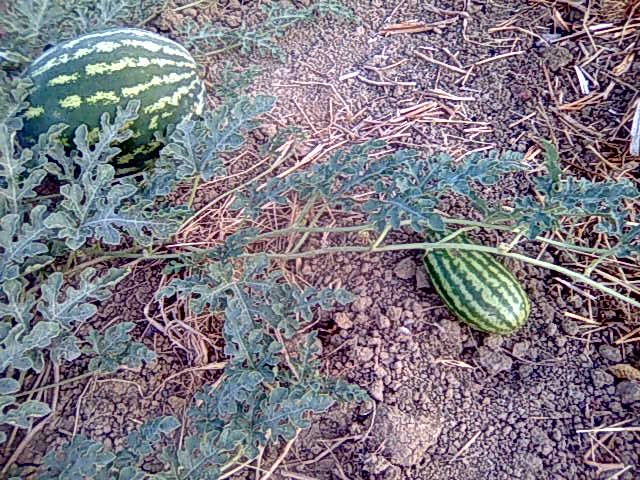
top-left (177, 1), bottom-right (355, 60)
top-left (0, 0), bottom-right (166, 62)
top-left (2, 1), bottom-right (638, 477)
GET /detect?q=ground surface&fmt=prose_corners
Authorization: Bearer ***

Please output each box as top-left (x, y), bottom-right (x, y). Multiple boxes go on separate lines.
top-left (6, 0), bottom-right (640, 479)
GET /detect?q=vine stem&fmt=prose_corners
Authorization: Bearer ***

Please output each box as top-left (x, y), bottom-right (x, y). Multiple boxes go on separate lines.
top-left (254, 218), bottom-right (618, 256)
top-left (1, 365), bottom-right (60, 476)
top-left (259, 429), bottom-right (300, 480)
top-left (15, 370), bottom-right (96, 398)
top-left (45, 217), bottom-right (619, 270)
top-left (241, 241), bottom-right (640, 309)
top-left (187, 175), bottom-right (200, 209)
top-left (177, 146), bottom-right (293, 234)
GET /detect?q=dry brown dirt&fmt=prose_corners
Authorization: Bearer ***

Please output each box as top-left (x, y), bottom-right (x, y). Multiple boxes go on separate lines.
top-left (8, 0), bottom-right (640, 479)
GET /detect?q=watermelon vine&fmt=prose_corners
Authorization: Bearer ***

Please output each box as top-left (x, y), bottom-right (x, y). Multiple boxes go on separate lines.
top-left (1, 1), bottom-right (639, 479)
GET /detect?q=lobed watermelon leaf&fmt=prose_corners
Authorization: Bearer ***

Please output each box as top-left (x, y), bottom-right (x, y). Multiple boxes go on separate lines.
top-left (0, 395), bottom-right (51, 429)
top-left (0, 206), bottom-right (54, 282)
top-left (37, 267), bottom-right (128, 329)
top-left (0, 0), bottom-right (167, 61)
top-left (84, 322), bottom-right (156, 373)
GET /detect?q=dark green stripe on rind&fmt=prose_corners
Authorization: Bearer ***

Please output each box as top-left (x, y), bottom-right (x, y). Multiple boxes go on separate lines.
top-left (452, 251), bottom-right (520, 328)
top-left (20, 28), bottom-right (206, 173)
top-left (424, 251), bottom-right (496, 332)
top-left (465, 251), bottom-right (530, 325)
top-left (423, 246), bottom-right (530, 334)
top-left (434, 250), bottom-right (516, 334)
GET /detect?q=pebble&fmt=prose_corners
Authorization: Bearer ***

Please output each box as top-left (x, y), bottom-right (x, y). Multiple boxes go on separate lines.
top-left (377, 314), bottom-right (391, 329)
top-left (598, 344), bottom-right (622, 363)
top-left (484, 335), bottom-right (504, 350)
top-left (561, 319), bottom-right (579, 336)
top-left (357, 346), bottom-right (375, 362)
top-left (591, 369), bottom-right (614, 389)
top-left (416, 267), bottom-right (430, 289)
top-left (476, 346), bottom-right (513, 375)
top-left (616, 381), bottom-right (640, 404)
top-left (370, 378), bottom-right (384, 402)
top-left (512, 341), bottom-right (530, 357)
top-left (393, 258), bottom-right (416, 280)
top-left (352, 295), bottom-right (373, 313)
top-left (335, 312), bottom-right (353, 329)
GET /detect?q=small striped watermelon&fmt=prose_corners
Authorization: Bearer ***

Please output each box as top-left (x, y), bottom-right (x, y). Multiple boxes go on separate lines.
top-left (20, 28), bottom-right (206, 174)
top-left (423, 232), bottom-right (531, 334)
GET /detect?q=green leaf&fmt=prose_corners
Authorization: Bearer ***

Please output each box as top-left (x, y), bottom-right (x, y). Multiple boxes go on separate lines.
top-left (84, 322), bottom-right (155, 373)
top-left (0, 397), bottom-right (50, 428)
top-left (115, 415), bottom-right (179, 466)
top-left (178, 1), bottom-right (353, 59)
top-left (71, 101), bottom-right (140, 175)
top-left (0, 73), bottom-right (31, 132)
top-left (0, 205), bottom-right (54, 282)
top-left (37, 267), bottom-right (128, 328)
top-left (0, 321), bottom-right (61, 371)
top-left (0, 378), bottom-right (20, 395)
top-left (542, 140), bottom-right (561, 186)
top-left (49, 332), bottom-right (82, 364)
top-left (0, 0), bottom-right (166, 60)
top-left (0, 278), bottom-right (36, 329)
top-left (259, 387), bottom-right (334, 441)
top-left (147, 95), bottom-right (275, 196)
top-left (38, 435), bottom-right (115, 480)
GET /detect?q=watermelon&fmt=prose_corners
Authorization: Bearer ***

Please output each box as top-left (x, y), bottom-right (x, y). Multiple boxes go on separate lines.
top-left (20, 28), bottom-right (206, 174)
top-left (423, 232), bottom-right (531, 335)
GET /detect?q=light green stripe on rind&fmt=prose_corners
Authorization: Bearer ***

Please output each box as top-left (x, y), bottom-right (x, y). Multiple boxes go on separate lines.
top-left (439, 252), bottom-right (515, 332)
top-left (121, 71), bottom-right (195, 97)
top-left (86, 90), bottom-right (120, 105)
top-left (48, 73), bottom-right (80, 86)
top-left (424, 254), bottom-right (484, 330)
top-left (25, 106), bottom-right (45, 119)
top-left (60, 28), bottom-right (193, 57)
top-left (32, 27), bottom-right (194, 58)
top-left (450, 252), bottom-right (520, 326)
top-left (29, 32), bottom-right (195, 78)
top-left (465, 251), bottom-right (529, 323)
top-left (426, 252), bottom-right (490, 330)
top-left (59, 95), bottom-right (82, 109)
top-left (425, 250), bottom-right (523, 334)
top-left (143, 78), bottom-right (201, 114)
top-left (85, 57), bottom-right (196, 76)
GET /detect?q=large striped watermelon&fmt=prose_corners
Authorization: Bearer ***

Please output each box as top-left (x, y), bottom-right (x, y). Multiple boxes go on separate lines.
top-left (21, 28), bottom-right (206, 174)
top-left (423, 232), bottom-right (531, 334)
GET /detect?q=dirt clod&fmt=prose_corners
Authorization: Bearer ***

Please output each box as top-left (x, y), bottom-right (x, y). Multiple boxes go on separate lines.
top-left (369, 405), bottom-right (442, 467)
top-left (616, 381), bottom-right (640, 404)
top-left (599, 344), bottom-right (623, 363)
top-left (335, 311), bottom-right (354, 329)
top-left (393, 258), bottom-right (416, 280)
top-left (476, 346), bottom-right (513, 375)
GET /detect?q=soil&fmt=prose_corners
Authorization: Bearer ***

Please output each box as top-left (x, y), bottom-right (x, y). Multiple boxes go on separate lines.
top-left (6, 0), bottom-right (640, 479)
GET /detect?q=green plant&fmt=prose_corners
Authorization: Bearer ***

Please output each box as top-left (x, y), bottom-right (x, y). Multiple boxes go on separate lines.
top-left (1, 70), bottom-right (326, 476)
top-left (0, 0), bottom-right (167, 62)
top-left (177, 1), bottom-right (355, 60)
top-left (2, 1), bottom-right (640, 477)
top-left (3, 77), bottom-right (640, 474)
